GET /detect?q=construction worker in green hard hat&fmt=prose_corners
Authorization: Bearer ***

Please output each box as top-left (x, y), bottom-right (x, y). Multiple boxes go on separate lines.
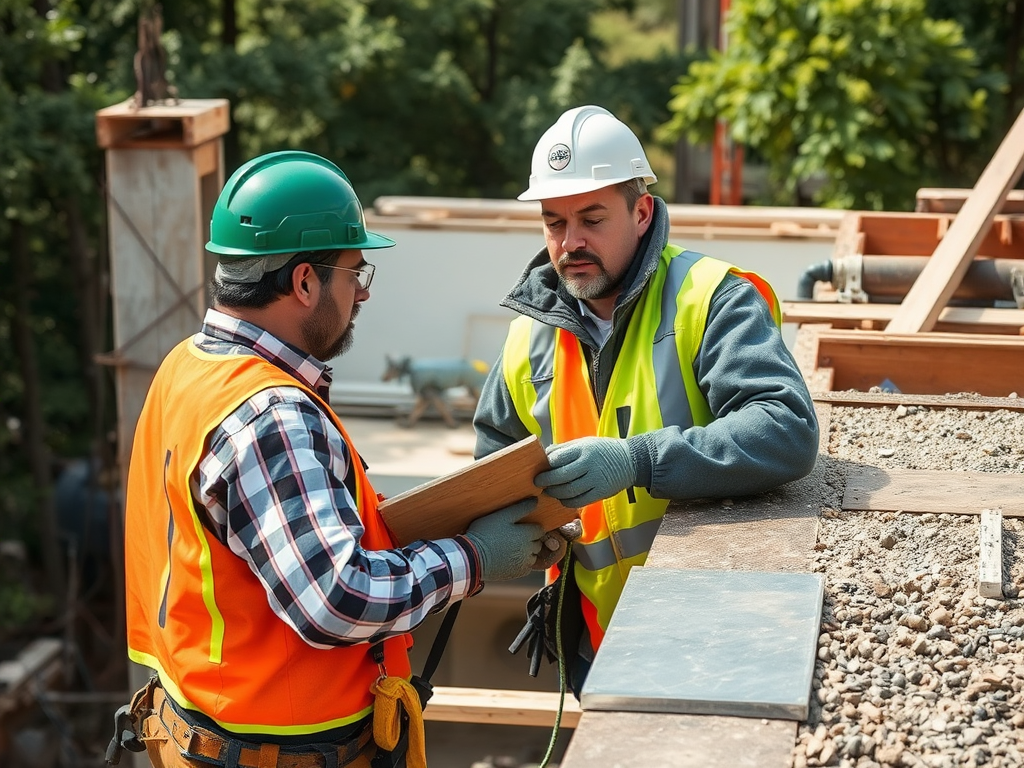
top-left (110, 151), bottom-right (546, 768)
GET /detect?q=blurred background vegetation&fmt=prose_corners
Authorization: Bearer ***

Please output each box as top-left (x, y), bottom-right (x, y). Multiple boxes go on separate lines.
top-left (0, 0), bottom-right (1021, 648)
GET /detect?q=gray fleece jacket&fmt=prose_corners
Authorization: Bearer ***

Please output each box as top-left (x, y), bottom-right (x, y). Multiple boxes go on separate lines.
top-left (472, 197), bottom-right (819, 501)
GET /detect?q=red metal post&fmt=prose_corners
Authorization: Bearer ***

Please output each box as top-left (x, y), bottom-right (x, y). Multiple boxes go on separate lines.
top-left (711, 120), bottom-right (724, 206)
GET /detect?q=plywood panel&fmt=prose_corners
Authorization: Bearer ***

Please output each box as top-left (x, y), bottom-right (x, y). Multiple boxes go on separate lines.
top-left (842, 467), bottom-right (1023, 515)
top-left (378, 436), bottom-right (578, 545)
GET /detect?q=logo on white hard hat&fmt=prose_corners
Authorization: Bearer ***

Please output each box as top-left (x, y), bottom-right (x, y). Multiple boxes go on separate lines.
top-left (547, 144), bottom-right (571, 171)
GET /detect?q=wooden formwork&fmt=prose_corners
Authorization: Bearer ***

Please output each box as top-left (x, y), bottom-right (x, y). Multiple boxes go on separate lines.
top-left (787, 205), bottom-right (1024, 396)
top-left (793, 324), bottom-right (1024, 397)
top-left (786, 107), bottom-right (1024, 397)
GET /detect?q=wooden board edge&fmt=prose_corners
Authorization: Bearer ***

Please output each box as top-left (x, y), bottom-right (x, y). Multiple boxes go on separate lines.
top-left (423, 686), bottom-right (581, 728)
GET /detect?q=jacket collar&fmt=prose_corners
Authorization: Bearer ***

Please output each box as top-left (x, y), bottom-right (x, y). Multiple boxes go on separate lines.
top-left (500, 196), bottom-right (671, 333)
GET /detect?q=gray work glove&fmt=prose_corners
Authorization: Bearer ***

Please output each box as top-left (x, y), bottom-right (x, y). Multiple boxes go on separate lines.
top-left (533, 518), bottom-right (583, 570)
top-left (535, 437), bottom-right (637, 508)
top-left (464, 498), bottom-right (545, 582)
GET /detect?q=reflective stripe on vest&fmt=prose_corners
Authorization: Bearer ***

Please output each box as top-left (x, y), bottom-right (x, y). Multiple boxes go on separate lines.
top-left (125, 338), bottom-right (412, 735)
top-left (502, 246), bottom-right (781, 650)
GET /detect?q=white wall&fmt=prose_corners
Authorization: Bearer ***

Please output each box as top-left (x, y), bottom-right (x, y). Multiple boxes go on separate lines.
top-left (334, 225), bottom-right (835, 384)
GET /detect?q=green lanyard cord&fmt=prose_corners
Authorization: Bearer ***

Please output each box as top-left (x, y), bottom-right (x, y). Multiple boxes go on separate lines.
top-left (538, 543), bottom-right (573, 768)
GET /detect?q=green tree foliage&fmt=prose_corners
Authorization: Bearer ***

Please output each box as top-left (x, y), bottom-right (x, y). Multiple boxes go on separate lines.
top-left (927, 0), bottom-right (1024, 136)
top-left (660, 0), bottom-right (1005, 209)
top-left (164, 0), bottom-right (690, 201)
top-left (0, 0), bottom-right (124, 633)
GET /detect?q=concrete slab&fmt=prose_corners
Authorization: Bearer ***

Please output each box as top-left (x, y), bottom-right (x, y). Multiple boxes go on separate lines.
top-left (580, 568), bottom-right (824, 720)
top-left (559, 711), bottom-right (796, 768)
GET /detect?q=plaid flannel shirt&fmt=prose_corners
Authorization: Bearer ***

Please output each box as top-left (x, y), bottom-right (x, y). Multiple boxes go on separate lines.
top-left (188, 309), bottom-right (478, 647)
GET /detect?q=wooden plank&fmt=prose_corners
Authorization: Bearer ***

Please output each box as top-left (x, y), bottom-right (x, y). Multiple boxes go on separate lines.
top-left (842, 467), bottom-right (1024, 516)
top-left (96, 98), bottom-right (230, 149)
top-left (813, 329), bottom-right (1024, 397)
top-left (783, 301), bottom-right (1024, 335)
top-left (846, 212), bottom-right (1024, 260)
top-left (859, 214), bottom-right (948, 257)
top-left (423, 686), bottom-right (580, 728)
top-left (194, 139), bottom-right (219, 178)
top-left (373, 196), bottom-right (846, 229)
top-left (979, 508), bottom-right (1004, 599)
top-left (887, 108), bottom-right (1024, 333)
top-left (378, 435), bottom-right (578, 546)
top-left (917, 187), bottom-right (1024, 215)
top-left (810, 390), bottom-right (1024, 413)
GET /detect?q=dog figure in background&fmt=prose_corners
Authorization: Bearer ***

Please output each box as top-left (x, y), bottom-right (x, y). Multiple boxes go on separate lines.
top-left (382, 355), bottom-right (490, 428)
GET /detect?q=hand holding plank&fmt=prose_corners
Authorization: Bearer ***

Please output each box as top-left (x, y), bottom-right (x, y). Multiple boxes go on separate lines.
top-left (378, 436), bottom-right (579, 546)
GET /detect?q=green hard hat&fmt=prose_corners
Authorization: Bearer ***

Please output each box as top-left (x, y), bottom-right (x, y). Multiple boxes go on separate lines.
top-left (206, 150), bottom-right (395, 258)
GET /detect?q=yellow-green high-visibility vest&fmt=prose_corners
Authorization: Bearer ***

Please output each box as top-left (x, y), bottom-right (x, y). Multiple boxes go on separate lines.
top-left (502, 246), bottom-right (781, 650)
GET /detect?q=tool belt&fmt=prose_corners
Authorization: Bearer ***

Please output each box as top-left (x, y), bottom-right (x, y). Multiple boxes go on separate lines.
top-left (106, 677), bottom-right (383, 768)
top-left (105, 606), bottom-right (461, 768)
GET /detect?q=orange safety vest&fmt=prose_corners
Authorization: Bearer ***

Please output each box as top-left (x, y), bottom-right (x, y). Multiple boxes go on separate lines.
top-left (125, 338), bottom-right (412, 736)
top-left (503, 247), bottom-right (781, 652)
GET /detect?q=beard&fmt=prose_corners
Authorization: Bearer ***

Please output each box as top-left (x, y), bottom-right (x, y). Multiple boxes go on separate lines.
top-left (556, 250), bottom-right (626, 300)
top-left (302, 292), bottom-right (358, 361)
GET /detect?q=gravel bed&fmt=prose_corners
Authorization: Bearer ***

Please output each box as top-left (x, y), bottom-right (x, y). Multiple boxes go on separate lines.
top-left (793, 399), bottom-right (1024, 768)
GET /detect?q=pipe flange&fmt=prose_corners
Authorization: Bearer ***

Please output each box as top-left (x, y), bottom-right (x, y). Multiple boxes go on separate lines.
top-left (1011, 268), bottom-right (1024, 309)
top-left (833, 253), bottom-right (868, 304)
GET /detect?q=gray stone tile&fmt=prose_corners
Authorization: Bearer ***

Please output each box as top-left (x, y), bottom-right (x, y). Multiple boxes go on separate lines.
top-left (580, 567), bottom-right (823, 720)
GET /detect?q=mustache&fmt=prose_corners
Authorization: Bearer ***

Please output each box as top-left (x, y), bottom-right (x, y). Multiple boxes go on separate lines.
top-left (558, 250), bottom-right (602, 267)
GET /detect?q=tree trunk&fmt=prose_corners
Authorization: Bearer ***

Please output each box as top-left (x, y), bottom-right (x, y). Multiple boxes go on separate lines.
top-left (221, 0), bottom-right (242, 174)
top-left (10, 220), bottom-right (66, 607)
top-left (1005, 0), bottom-right (1024, 126)
top-left (64, 197), bottom-right (100, 417)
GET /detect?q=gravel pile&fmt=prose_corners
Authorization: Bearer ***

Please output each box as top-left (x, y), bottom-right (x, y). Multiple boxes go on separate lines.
top-left (793, 399), bottom-right (1024, 768)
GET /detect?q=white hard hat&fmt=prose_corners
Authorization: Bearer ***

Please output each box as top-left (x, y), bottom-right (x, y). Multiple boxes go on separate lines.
top-left (518, 105), bottom-right (657, 201)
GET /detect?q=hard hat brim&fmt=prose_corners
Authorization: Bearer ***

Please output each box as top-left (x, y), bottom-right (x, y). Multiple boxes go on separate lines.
top-left (517, 175), bottom-right (656, 202)
top-left (206, 229), bottom-right (396, 257)
top-left (360, 231), bottom-right (398, 250)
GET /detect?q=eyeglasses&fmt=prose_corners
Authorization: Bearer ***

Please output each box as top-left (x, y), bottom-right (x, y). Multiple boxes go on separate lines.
top-left (317, 262), bottom-right (375, 290)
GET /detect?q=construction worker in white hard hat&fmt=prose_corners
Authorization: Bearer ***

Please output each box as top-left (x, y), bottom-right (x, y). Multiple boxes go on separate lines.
top-left (472, 105), bottom-right (820, 696)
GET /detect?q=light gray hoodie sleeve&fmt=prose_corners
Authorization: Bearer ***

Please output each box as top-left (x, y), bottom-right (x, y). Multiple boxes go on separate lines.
top-left (626, 275), bottom-right (819, 500)
top-left (472, 349), bottom-right (532, 460)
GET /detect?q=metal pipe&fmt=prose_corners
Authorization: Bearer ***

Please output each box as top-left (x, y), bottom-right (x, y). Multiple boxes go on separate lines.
top-left (855, 255), bottom-right (1020, 303)
top-left (797, 260), bottom-right (834, 299)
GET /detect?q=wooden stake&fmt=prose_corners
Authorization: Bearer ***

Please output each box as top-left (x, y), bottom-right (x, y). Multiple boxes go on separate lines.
top-left (979, 508), bottom-right (1004, 599)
